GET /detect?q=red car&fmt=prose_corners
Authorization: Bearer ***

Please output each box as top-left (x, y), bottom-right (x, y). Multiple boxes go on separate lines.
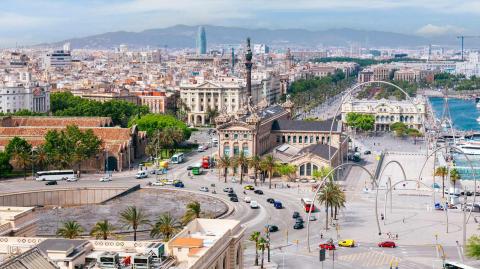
top-left (378, 241), bottom-right (396, 248)
top-left (319, 243), bottom-right (336, 250)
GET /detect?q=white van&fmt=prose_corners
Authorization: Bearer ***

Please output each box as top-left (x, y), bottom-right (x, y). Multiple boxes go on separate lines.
top-left (135, 171), bottom-right (148, 179)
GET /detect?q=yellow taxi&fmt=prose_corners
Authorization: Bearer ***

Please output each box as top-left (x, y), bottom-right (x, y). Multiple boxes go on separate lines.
top-left (338, 239), bottom-right (355, 247)
top-left (244, 185), bottom-right (255, 190)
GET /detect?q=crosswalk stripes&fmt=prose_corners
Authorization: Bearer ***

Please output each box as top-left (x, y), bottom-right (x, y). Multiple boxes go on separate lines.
top-left (337, 250), bottom-right (425, 269)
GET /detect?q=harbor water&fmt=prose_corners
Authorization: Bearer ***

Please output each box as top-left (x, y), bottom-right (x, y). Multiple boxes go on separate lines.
top-left (430, 97), bottom-right (480, 180)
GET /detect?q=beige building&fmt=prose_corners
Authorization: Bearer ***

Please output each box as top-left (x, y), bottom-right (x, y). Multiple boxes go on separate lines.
top-left (136, 91), bottom-right (175, 114)
top-left (167, 218), bottom-right (245, 269)
top-left (72, 88), bottom-right (138, 104)
top-left (393, 69), bottom-right (420, 82)
top-left (0, 207), bottom-right (37, 237)
top-left (341, 97), bottom-right (426, 131)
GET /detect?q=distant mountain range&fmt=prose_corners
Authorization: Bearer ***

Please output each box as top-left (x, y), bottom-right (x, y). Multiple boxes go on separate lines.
top-left (37, 25), bottom-right (467, 49)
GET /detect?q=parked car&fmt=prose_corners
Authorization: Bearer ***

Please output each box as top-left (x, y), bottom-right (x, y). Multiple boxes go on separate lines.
top-left (199, 186), bottom-right (209, 192)
top-left (292, 211), bottom-right (300, 218)
top-left (151, 181), bottom-right (165, 186)
top-left (244, 196), bottom-right (252, 203)
top-left (378, 241), bottom-right (396, 248)
top-left (338, 239), bottom-right (355, 247)
top-left (254, 189), bottom-right (264, 195)
top-left (308, 215), bottom-right (317, 221)
top-left (223, 187), bottom-right (233, 193)
top-left (250, 201), bottom-right (259, 209)
top-left (295, 218), bottom-right (304, 224)
top-left (227, 193), bottom-right (237, 198)
top-left (293, 222), bottom-right (304, 229)
top-left (230, 197), bottom-right (239, 202)
top-left (174, 182), bottom-right (184, 188)
top-left (66, 177), bottom-right (78, 182)
top-left (244, 185), bottom-right (255, 190)
top-left (45, 181), bottom-right (57, 185)
top-left (319, 243), bottom-right (336, 250)
top-left (135, 171), bottom-right (148, 179)
top-left (186, 166), bottom-right (193, 170)
top-left (273, 201), bottom-right (283, 209)
top-left (266, 198), bottom-right (275, 203)
top-left (364, 150), bottom-right (372, 155)
top-left (99, 176), bottom-right (112, 182)
top-left (268, 225), bottom-right (279, 232)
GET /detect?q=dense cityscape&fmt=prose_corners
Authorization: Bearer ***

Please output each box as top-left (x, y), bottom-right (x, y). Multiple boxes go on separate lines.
top-left (1, 2), bottom-right (480, 269)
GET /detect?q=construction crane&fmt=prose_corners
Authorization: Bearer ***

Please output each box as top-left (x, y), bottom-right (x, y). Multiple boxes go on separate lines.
top-left (456, 35), bottom-right (480, 61)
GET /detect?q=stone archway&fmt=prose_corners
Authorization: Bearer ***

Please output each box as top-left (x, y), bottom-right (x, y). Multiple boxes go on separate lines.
top-left (196, 115), bottom-right (203, 125)
top-left (106, 156), bottom-right (118, 172)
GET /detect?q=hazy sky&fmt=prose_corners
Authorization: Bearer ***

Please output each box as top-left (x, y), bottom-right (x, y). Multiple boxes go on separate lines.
top-left (2, 0), bottom-right (479, 46)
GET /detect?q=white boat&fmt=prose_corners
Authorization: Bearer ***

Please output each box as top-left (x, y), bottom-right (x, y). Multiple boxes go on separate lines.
top-left (476, 102), bottom-right (480, 108)
top-left (458, 142), bottom-right (480, 155)
top-left (477, 116), bottom-right (480, 122)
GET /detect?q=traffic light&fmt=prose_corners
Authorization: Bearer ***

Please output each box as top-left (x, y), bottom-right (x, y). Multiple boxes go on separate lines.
top-left (319, 249), bottom-right (326, 261)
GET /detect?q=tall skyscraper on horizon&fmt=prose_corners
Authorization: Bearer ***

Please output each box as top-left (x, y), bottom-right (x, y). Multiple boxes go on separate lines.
top-left (196, 26), bottom-right (207, 55)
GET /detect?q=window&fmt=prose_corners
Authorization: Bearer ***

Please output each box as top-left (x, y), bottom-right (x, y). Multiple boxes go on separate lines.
top-left (232, 99), bottom-right (235, 103)
top-left (316, 136), bottom-right (319, 143)
top-left (287, 136), bottom-right (291, 143)
top-left (306, 163), bottom-right (312, 176)
top-left (224, 145), bottom-right (230, 156)
top-left (242, 143), bottom-right (249, 156)
top-left (304, 136), bottom-right (308, 143)
top-left (293, 136), bottom-right (297, 143)
top-left (225, 98), bottom-right (228, 102)
top-left (233, 144), bottom-right (239, 155)
top-left (243, 134), bottom-right (248, 139)
top-left (225, 134), bottom-right (229, 138)
top-left (276, 136), bottom-right (281, 143)
top-left (282, 136), bottom-right (286, 143)
top-left (234, 133), bottom-right (238, 140)
top-left (299, 136), bottom-right (302, 143)
top-left (300, 164), bottom-right (305, 176)
top-left (310, 136), bottom-right (314, 143)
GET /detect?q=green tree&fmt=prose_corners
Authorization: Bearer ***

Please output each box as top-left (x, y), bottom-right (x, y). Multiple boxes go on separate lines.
top-left (182, 201), bottom-right (202, 225)
top-left (450, 168), bottom-right (461, 195)
top-left (406, 128), bottom-right (422, 144)
top-left (234, 151), bottom-right (249, 184)
top-left (276, 164), bottom-right (297, 182)
top-left (57, 220), bottom-right (84, 239)
top-left (90, 220), bottom-right (116, 240)
top-left (71, 127), bottom-right (102, 175)
top-left (261, 155), bottom-right (277, 189)
top-left (435, 166), bottom-right (448, 198)
top-left (5, 137), bottom-right (32, 180)
top-left (466, 235), bottom-right (480, 259)
top-left (258, 237), bottom-right (268, 269)
top-left (390, 122), bottom-right (407, 137)
top-left (217, 155), bottom-right (232, 183)
top-left (249, 231), bottom-right (261, 266)
top-left (0, 151), bottom-right (13, 178)
top-left (32, 146), bottom-right (49, 172)
top-left (345, 113), bottom-right (374, 131)
top-left (317, 179), bottom-right (345, 229)
top-left (129, 113), bottom-right (191, 139)
top-left (150, 213), bottom-right (181, 241)
top-left (119, 206), bottom-right (150, 241)
top-left (248, 155), bottom-right (262, 186)
top-left (206, 107), bottom-right (219, 125)
top-left (313, 166), bottom-right (334, 181)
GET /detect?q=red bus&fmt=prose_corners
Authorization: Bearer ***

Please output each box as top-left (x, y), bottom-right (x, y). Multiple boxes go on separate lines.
top-left (301, 198), bottom-right (315, 213)
top-left (202, 156), bottom-right (211, 169)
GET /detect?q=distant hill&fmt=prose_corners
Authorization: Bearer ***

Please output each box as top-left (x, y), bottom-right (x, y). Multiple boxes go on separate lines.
top-left (37, 24), bottom-right (463, 49)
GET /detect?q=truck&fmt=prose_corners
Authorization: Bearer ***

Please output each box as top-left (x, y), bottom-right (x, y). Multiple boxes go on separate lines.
top-left (202, 156), bottom-right (212, 169)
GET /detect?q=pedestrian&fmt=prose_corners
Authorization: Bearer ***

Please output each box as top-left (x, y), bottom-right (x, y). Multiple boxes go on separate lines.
top-left (396, 234), bottom-right (398, 240)
top-left (320, 232), bottom-right (323, 239)
top-left (402, 217), bottom-right (405, 223)
top-left (381, 213), bottom-right (384, 220)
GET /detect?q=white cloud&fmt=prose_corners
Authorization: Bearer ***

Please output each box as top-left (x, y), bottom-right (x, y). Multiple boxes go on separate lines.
top-left (416, 24), bottom-right (465, 36)
top-left (0, 12), bottom-right (58, 28)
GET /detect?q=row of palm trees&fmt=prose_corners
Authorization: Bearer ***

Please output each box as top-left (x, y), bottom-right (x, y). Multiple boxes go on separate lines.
top-left (56, 202), bottom-right (203, 242)
top-left (434, 166), bottom-right (461, 197)
top-left (249, 231), bottom-right (269, 269)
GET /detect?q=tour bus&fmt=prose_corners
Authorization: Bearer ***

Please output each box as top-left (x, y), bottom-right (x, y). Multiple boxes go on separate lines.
top-left (444, 260), bottom-right (479, 269)
top-left (301, 198), bottom-right (315, 213)
top-left (35, 170), bottom-right (76, 181)
top-left (171, 153), bottom-right (185, 164)
top-left (192, 163), bottom-right (203, 175)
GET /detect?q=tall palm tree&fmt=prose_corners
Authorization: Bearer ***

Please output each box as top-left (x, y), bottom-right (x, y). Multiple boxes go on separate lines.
top-left (235, 151), bottom-right (249, 184)
top-left (248, 155), bottom-right (262, 186)
top-left (260, 155), bottom-right (277, 189)
top-left (435, 166), bottom-right (448, 198)
top-left (206, 107), bottom-right (219, 124)
top-left (450, 168), bottom-right (461, 196)
top-left (182, 201), bottom-right (201, 225)
top-left (10, 151), bottom-right (32, 181)
top-left (249, 231), bottom-right (261, 266)
top-left (331, 184), bottom-right (346, 220)
top-left (150, 213), bottom-right (181, 241)
top-left (258, 237), bottom-right (268, 269)
top-left (163, 127), bottom-right (184, 157)
top-left (317, 179), bottom-right (337, 229)
top-left (217, 155), bottom-right (232, 183)
top-left (90, 220), bottom-right (116, 240)
top-left (119, 206), bottom-right (150, 241)
top-left (57, 220), bottom-right (84, 239)
top-left (33, 146), bottom-right (49, 172)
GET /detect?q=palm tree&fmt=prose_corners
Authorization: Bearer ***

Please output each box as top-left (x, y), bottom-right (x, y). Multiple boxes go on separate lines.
top-left (90, 220), bottom-right (116, 240)
top-left (206, 107), bottom-right (219, 124)
top-left (57, 220), bottom-right (84, 239)
top-left (450, 168), bottom-right (461, 196)
top-left (217, 155), bottom-right (232, 183)
top-left (249, 231), bottom-right (261, 266)
top-left (248, 155), bottom-right (262, 186)
top-left (150, 213), bottom-right (181, 241)
top-left (435, 166), bottom-right (448, 198)
top-left (260, 155), bottom-right (277, 189)
top-left (182, 201), bottom-right (201, 225)
top-left (235, 151), bottom-right (249, 184)
top-left (33, 146), bottom-right (49, 172)
top-left (258, 237), bottom-right (268, 269)
top-left (10, 151), bottom-right (32, 180)
top-left (163, 127), bottom-right (184, 157)
top-left (331, 184), bottom-right (346, 220)
top-left (317, 179), bottom-right (337, 229)
top-left (119, 206), bottom-right (150, 241)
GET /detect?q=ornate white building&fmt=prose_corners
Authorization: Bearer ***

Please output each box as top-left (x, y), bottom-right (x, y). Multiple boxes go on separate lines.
top-left (341, 97), bottom-right (426, 131)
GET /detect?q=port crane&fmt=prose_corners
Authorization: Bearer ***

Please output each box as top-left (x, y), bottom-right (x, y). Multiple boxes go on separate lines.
top-left (456, 35), bottom-right (480, 61)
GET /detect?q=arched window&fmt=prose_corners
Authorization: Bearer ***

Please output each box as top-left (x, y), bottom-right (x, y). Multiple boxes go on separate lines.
top-left (316, 136), bottom-right (319, 143)
top-left (282, 136), bottom-right (286, 143)
top-left (287, 136), bottom-right (291, 143)
top-left (224, 144), bottom-right (230, 156)
top-left (321, 137), bottom-right (325, 144)
top-left (313, 164), bottom-right (318, 172)
top-left (300, 164), bottom-right (305, 176)
top-left (306, 163), bottom-right (312, 176)
top-left (327, 137), bottom-right (330, 144)
top-left (304, 136), bottom-right (308, 143)
top-left (233, 143), bottom-right (239, 155)
top-left (293, 136), bottom-right (297, 143)
top-left (242, 143), bottom-right (249, 156)
top-left (310, 136), bottom-right (314, 143)
top-left (299, 136), bottom-right (302, 143)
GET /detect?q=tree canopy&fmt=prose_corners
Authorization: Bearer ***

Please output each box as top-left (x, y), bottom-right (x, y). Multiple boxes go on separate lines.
top-left (345, 112), bottom-right (375, 131)
top-left (51, 92), bottom-right (149, 127)
top-left (129, 113), bottom-right (191, 140)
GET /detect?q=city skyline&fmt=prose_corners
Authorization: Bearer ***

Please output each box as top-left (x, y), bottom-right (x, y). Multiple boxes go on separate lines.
top-left (2, 0), bottom-right (480, 47)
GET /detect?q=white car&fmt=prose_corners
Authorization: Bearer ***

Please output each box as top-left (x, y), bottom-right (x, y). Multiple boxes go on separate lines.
top-left (199, 186), bottom-right (209, 192)
top-left (250, 201), bottom-right (259, 209)
top-left (151, 181), bottom-right (165, 186)
top-left (99, 176), bottom-right (112, 182)
top-left (66, 177), bottom-right (78, 182)
top-left (308, 215), bottom-right (317, 221)
top-left (135, 171), bottom-right (148, 179)
top-left (309, 179), bottom-right (316, 183)
top-left (231, 178), bottom-right (238, 183)
top-left (244, 196), bottom-right (252, 203)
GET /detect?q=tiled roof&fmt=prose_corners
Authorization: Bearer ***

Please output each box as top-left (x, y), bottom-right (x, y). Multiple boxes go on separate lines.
top-left (296, 143), bottom-right (338, 160)
top-left (0, 247), bottom-right (59, 269)
top-left (170, 237), bottom-right (203, 248)
top-left (8, 116), bottom-right (112, 127)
